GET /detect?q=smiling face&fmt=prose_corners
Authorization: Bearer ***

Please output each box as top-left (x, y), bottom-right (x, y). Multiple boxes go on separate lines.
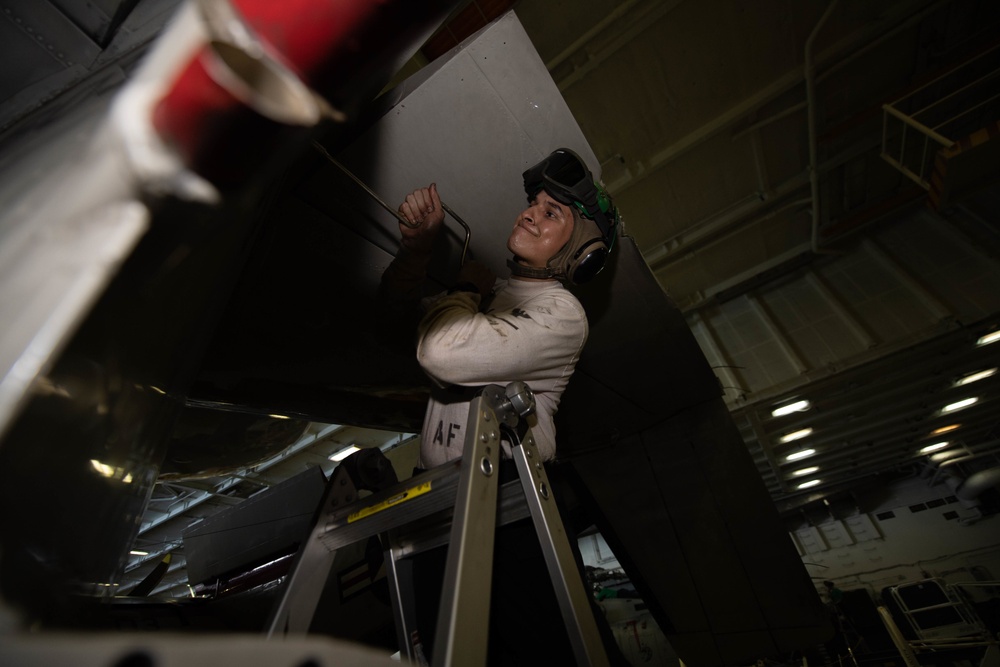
top-left (507, 190), bottom-right (576, 270)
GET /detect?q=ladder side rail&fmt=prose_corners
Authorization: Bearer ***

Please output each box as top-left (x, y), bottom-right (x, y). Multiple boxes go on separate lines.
top-left (511, 432), bottom-right (611, 667)
top-left (432, 394), bottom-right (503, 667)
top-left (264, 534), bottom-right (340, 637)
top-left (266, 464), bottom-right (360, 637)
top-left (384, 529), bottom-right (427, 665)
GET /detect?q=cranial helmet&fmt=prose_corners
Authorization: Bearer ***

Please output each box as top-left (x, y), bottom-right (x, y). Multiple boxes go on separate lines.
top-left (509, 148), bottom-right (620, 284)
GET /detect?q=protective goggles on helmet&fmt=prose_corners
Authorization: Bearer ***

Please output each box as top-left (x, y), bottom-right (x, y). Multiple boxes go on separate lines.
top-left (522, 148), bottom-right (618, 241)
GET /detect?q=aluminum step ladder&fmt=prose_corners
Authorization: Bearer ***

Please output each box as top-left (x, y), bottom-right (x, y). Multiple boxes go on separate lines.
top-left (266, 382), bottom-right (610, 667)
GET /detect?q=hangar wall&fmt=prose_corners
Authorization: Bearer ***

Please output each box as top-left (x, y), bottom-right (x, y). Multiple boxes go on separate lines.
top-left (791, 477), bottom-right (1000, 600)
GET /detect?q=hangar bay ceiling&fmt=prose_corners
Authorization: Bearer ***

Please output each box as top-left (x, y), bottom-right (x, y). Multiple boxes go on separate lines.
top-left (518, 0), bottom-right (1000, 508)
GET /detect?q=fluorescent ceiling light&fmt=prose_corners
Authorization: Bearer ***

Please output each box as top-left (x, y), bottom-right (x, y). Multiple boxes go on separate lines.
top-left (930, 424), bottom-right (960, 436)
top-left (779, 427), bottom-right (813, 443)
top-left (931, 450), bottom-right (963, 462)
top-left (771, 399), bottom-right (811, 417)
top-left (268, 413), bottom-right (291, 420)
top-left (976, 330), bottom-right (1000, 346)
top-left (90, 459), bottom-right (115, 477)
top-left (90, 459), bottom-right (133, 483)
top-left (786, 448), bottom-right (816, 462)
top-left (942, 397), bottom-right (978, 413)
top-left (797, 479), bottom-right (821, 489)
top-left (918, 441), bottom-right (950, 455)
top-left (791, 466), bottom-right (819, 477)
top-left (329, 445), bottom-right (361, 462)
top-left (130, 550), bottom-right (149, 556)
top-left (956, 368), bottom-right (996, 386)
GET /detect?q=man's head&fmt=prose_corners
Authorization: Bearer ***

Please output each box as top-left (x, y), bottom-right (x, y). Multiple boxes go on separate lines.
top-left (507, 190), bottom-right (576, 271)
top-left (507, 148), bottom-right (619, 284)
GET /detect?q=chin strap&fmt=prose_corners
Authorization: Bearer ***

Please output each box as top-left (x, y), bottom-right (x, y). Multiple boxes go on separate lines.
top-left (506, 258), bottom-right (559, 280)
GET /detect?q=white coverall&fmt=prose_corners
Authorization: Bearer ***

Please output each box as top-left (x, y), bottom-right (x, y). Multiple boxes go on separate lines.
top-left (415, 277), bottom-right (587, 468)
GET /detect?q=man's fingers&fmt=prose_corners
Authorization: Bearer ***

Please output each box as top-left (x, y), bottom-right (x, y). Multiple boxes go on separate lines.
top-left (417, 187), bottom-right (435, 213)
top-left (402, 196), bottom-right (425, 224)
top-left (397, 185), bottom-right (441, 228)
top-left (399, 200), bottom-right (417, 225)
top-left (430, 183), bottom-right (441, 212)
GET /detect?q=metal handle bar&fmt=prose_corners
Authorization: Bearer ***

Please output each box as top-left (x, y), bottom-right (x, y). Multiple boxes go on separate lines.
top-left (313, 141), bottom-right (471, 265)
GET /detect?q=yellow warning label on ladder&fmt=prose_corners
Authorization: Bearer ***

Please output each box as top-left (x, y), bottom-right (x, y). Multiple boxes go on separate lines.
top-left (348, 481), bottom-right (433, 523)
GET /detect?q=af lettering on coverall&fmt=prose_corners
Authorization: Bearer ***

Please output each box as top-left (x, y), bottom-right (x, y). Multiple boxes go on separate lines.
top-left (433, 420), bottom-right (462, 447)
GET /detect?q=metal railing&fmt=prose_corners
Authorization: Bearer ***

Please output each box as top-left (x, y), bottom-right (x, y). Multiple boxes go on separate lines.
top-left (880, 43), bottom-right (1000, 190)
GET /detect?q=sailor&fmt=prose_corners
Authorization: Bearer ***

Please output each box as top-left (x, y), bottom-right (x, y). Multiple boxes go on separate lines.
top-left (382, 147), bottom-right (620, 469)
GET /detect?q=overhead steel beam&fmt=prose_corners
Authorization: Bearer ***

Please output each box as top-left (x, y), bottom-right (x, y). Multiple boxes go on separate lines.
top-left (643, 136), bottom-right (877, 268)
top-left (606, 0), bottom-right (937, 197)
top-left (730, 0), bottom-right (954, 143)
top-left (553, 0), bottom-right (682, 92)
top-left (679, 242), bottom-right (815, 314)
top-left (545, 0), bottom-right (649, 71)
top-left (807, 0), bottom-right (840, 255)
